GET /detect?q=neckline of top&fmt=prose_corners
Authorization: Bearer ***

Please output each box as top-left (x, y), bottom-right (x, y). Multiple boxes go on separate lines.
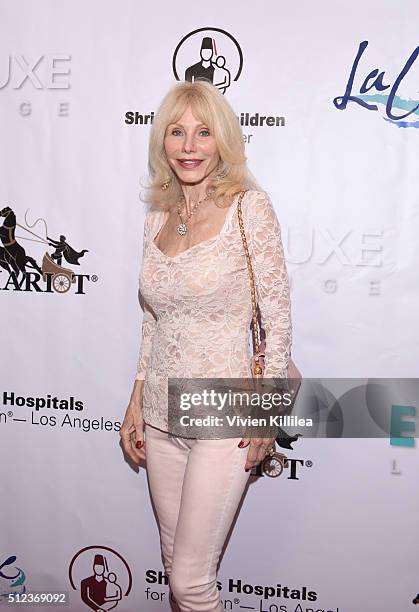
top-left (150, 191), bottom-right (247, 260)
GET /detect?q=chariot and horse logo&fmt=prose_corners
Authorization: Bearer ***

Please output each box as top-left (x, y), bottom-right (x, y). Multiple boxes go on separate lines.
top-left (0, 206), bottom-right (88, 293)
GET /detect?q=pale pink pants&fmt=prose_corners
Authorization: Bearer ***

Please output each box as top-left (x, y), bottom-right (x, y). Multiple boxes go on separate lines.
top-left (144, 422), bottom-right (251, 612)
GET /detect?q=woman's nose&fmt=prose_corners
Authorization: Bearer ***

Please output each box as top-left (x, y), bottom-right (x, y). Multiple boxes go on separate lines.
top-left (182, 134), bottom-right (197, 153)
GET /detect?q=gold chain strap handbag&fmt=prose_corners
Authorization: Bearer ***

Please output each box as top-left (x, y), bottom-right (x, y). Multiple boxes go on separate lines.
top-left (236, 189), bottom-right (301, 384)
top-left (236, 189), bottom-right (266, 382)
top-left (236, 189), bottom-right (302, 477)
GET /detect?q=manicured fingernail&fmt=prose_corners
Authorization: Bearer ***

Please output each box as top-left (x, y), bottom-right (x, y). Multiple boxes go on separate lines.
top-left (238, 441), bottom-right (244, 448)
top-left (136, 441), bottom-right (143, 448)
top-left (245, 468), bottom-right (249, 472)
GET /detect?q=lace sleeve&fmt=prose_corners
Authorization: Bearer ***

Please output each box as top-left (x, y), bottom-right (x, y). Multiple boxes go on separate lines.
top-left (135, 211), bottom-right (157, 381)
top-left (244, 191), bottom-right (292, 378)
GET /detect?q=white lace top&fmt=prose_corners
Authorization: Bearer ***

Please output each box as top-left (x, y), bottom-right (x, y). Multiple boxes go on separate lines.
top-left (135, 189), bottom-right (292, 432)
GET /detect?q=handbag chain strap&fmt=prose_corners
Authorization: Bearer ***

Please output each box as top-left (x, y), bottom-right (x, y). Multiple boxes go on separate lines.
top-left (236, 189), bottom-right (262, 357)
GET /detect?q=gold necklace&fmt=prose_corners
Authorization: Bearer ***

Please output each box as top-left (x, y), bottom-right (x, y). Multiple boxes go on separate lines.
top-left (176, 188), bottom-right (215, 236)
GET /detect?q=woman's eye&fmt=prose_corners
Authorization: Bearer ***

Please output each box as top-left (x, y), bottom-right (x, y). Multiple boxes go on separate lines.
top-left (169, 127), bottom-right (210, 136)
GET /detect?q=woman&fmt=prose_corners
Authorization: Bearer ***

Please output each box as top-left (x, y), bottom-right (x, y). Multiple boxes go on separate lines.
top-left (120, 80), bottom-right (292, 612)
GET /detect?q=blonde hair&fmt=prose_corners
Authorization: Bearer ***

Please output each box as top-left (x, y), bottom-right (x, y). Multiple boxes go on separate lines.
top-left (140, 80), bottom-right (262, 210)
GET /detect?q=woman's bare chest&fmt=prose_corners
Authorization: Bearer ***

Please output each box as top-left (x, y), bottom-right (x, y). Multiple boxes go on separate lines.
top-left (153, 203), bottom-right (232, 258)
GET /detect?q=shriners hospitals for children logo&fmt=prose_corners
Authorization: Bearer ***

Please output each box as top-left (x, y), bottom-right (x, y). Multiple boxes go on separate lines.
top-left (0, 205), bottom-right (95, 295)
top-left (172, 27), bottom-right (244, 94)
top-left (126, 27), bottom-right (286, 127)
top-left (69, 546), bottom-right (132, 610)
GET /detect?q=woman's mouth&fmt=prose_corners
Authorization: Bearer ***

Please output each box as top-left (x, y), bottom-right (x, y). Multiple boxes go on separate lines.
top-left (176, 159), bottom-right (203, 169)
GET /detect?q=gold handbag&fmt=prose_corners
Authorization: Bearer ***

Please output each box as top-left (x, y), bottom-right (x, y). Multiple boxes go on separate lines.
top-left (236, 190), bottom-right (266, 382)
top-left (236, 189), bottom-right (302, 385)
top-left (237, 189), bottom-right (302, 477)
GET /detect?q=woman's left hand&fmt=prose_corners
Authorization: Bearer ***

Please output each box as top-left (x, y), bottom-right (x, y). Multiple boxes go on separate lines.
top-left (239, 436), bottom-right (278, 471)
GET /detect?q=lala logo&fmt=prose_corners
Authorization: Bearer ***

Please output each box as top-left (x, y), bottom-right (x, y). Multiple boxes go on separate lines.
top-left (334, 40), bottom-right (419, 127)
top-left (0, 555), bottom-right (27, 601)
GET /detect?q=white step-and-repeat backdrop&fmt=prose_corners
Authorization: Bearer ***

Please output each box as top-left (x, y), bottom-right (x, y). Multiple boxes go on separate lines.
top-left (1, 1), bottom-right (418, 611)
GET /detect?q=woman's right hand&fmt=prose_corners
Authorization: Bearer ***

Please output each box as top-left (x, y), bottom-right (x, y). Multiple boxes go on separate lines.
top-left (120, 380), bottom-right (146, 465)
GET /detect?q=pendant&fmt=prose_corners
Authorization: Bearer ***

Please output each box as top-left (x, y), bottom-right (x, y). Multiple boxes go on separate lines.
top-left (177, 223), bottom-right (187, 236)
